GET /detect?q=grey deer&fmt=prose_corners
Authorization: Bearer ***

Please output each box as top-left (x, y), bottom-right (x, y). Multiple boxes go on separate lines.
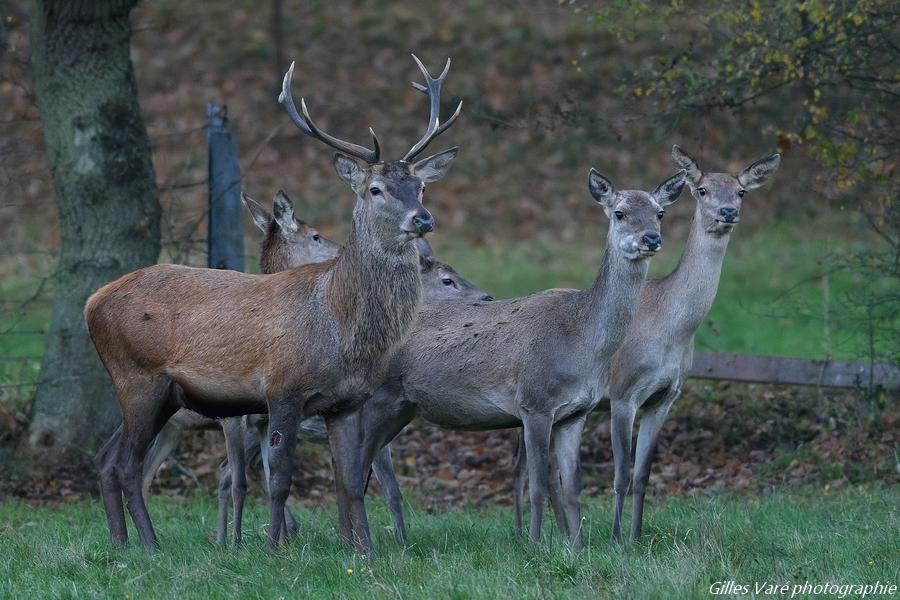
top-left (142, 190), bottom-right (491, 546)
top-left (86, 54), bottom-right (460, 551)
top-left (332, 168), bottom-right (687, 551)
top-left (511, 145), bottom-right (781, 543)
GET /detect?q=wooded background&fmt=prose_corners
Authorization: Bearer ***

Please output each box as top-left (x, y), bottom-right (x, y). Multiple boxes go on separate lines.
top-left (0, 1), bottom-right (896, 501)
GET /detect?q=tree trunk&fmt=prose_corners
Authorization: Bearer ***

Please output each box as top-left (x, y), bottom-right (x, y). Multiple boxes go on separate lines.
top-left (27, 0), bottom-right (161, 456)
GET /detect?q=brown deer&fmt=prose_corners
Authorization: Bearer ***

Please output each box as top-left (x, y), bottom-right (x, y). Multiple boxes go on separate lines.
top-left (141, 190), bottom-right (490, 546)
top-left (332, 168), bottom-right (687, 550)
top-left (87, 55), bottom-right (461, 551)
top-left (511, 145), bottom-right (781, 543)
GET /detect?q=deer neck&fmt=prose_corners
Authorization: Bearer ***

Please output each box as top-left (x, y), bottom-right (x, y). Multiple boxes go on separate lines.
top-left (660, 203), bottom-right (732, 336)
top-left (576, 228), bottom-right (650, 361)
top-left (326, 197), bottom-right (422, 367)
top-left (259, 237), bottom-right (292, 274)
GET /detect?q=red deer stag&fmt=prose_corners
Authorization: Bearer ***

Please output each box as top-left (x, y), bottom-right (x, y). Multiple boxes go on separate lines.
top-left (86, 55), bottom-right (461, 552)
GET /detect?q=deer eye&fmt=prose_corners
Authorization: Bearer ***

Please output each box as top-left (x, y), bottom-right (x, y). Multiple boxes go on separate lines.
top-left (737, 190), bottom-right (745, 197)
top-left (312, 234), bottom-right (320, 242)
top-left (370, 187), bottom-right (381, 196)
top-left (657, 210), bottom-right (665, 220)
top-left (697, 187), bottom-right (707, 196)
top-left (441, 277), bottom-right (453, 286)
top-left (614, 210), bottom-right (625, 221)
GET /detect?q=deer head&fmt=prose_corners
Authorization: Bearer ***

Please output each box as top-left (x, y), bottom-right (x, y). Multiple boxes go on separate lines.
top-left (242, 191), bottom-right (341, 270)
top-left (588, 169), bottom-right (687, 260)
top-left (672, 145), bottom-right (781, 236)
top-left (418, 254), bottom-right (493, 301)
top-left (242, 191), bottom-right (491, 301)
top-left (278, 55), bottom-right (462, 251)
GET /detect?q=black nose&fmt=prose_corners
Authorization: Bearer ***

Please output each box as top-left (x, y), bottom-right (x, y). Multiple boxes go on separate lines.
top-left (642, 233), bottom-right (661, 251)
top-left (413, 212), bottom-right (434, 234)
top-left (719, 207), bottom-right (738, 223)
top-left (481, 295), bottom-right (494, 302)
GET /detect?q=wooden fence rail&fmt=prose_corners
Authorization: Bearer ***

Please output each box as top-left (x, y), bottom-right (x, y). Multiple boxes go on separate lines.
top-left (690, 352), bottom-right (900, 390)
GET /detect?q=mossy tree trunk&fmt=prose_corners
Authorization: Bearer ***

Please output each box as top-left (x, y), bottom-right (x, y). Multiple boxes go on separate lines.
top-left (27, 0), bottom-right (160, 456)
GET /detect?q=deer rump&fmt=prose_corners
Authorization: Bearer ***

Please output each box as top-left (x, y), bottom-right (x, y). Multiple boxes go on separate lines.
top-left (86, 260), bottom-right (357, 420)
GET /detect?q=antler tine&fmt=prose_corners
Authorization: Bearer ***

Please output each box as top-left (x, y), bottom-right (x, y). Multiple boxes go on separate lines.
top-left (278, 61), bottom-right (381, 164)
top-left (438, 57), bottom-right (452, 80)
top-left (279, 62), bottom-right (314, 136)
top-left (403, 54), bottom-right (460, 161)
top-left (433, 99), bottom-right (463, 139)
top-left (409, 83), bottom-right (462, 147)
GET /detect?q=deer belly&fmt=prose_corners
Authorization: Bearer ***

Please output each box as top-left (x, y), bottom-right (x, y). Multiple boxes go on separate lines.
top-left (415, 387), bottom-right (521, 431)
top-left (167, 366), bottom-right (265, 408)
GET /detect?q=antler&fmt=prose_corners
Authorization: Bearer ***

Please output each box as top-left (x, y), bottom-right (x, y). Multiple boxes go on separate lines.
top-left (278, 61), bottom-right (381, 164)
top-left (403, 54), bottom-right (463, 161)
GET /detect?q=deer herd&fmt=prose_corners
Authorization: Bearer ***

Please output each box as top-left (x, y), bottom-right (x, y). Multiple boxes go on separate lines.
top-left (85, 55), bottom-right (780, 553)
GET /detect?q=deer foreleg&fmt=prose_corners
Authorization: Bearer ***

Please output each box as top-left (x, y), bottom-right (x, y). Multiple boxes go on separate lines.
top-left (610, 401), bottom-right (637, 542)
top-left (630, 388), bottom-right (679, 542)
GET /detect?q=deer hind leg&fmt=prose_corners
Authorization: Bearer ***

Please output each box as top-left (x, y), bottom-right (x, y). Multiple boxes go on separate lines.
top-left (371, 444), bottom-right (407, 546)
top-left (552, 413), bottom-right (589, 549)
top-left (117, 376), bottom-right (179, 549)
top-left (630, 387), bottom-right (679, 542)
top-left (355, 388), bottom-right (416, 550)
top-left (522, 412), bottom-right (553, 543)
top-left (141, 417), bottom-right (184, 498)
top-left (96, 425), bottom-right (127, 545)
top-left (511, 430), bottom-right (527, 537)
top-left (610, 401), bottom-right (637, 542)
top-left (220, 417), bottom-right (247, 545)
top-left (216, 459), bottom-right (232, 546)
top-left (265, 400), bottom-right (299, 549)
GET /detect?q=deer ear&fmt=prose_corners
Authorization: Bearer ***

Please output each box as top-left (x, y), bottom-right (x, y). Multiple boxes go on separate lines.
top-left (242, 192), bottom-right (271, 233)
top-left (588, 169), bottom-right (616, 207)
top-left (415, 237), bottom-right (435, 258)
top-left (418, 254), bottom-right (436, 273)
top-left (272, 190), bottom-right (299, 233)
top-left (737, 153), bottom-right (781, 190)
top-left (653, 170), bottom-right (687, 206)
top-left (672, 145), bottom-right (703, 184)
top-left (413, 147), bottom-right (458, 182)
top-left (333, 153), bottom-right (368, 195)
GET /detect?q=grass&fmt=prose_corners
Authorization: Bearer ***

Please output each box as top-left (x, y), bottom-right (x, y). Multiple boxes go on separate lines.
top-left (1, 486), bottom-right (897, 599)
top-left (436, 219), bottom-right (893, 360)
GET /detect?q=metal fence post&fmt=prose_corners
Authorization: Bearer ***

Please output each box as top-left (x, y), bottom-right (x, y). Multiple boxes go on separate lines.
top-left (207, 103), bottom-right (244, 271)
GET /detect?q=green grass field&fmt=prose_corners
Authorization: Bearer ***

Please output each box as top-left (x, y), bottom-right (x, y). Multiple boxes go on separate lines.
top-left (1, 486), bottom-right (896, 599)
top-left (436, 219), bottom-right (892, 361)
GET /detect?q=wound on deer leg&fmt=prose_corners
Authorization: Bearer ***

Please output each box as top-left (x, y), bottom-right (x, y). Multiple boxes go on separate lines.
top-left (270, 430), bottom-right (283, 447)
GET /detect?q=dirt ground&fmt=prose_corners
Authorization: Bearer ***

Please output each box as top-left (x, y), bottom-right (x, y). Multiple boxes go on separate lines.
top-left (1, 381), bottom-right (895, 509)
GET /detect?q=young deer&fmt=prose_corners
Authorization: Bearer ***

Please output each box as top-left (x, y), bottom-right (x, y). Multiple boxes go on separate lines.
top-left (334, 169), bottom-right (687, 551)
top-left (87, 55), bottom-right (460, 551)
top-left (141, 190), bottom-right (491, 546)
top-left (511, 145), bottom-right (780, 542)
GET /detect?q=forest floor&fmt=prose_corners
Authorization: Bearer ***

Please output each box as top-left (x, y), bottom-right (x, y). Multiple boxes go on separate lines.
top-left (1, 485), bottom-right (897, 599)
top-left (2, 379), bottom-right (896, 509)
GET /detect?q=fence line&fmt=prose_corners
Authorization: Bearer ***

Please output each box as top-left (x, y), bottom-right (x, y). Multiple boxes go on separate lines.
top-left (689, 352), bottom-right (899, 390)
